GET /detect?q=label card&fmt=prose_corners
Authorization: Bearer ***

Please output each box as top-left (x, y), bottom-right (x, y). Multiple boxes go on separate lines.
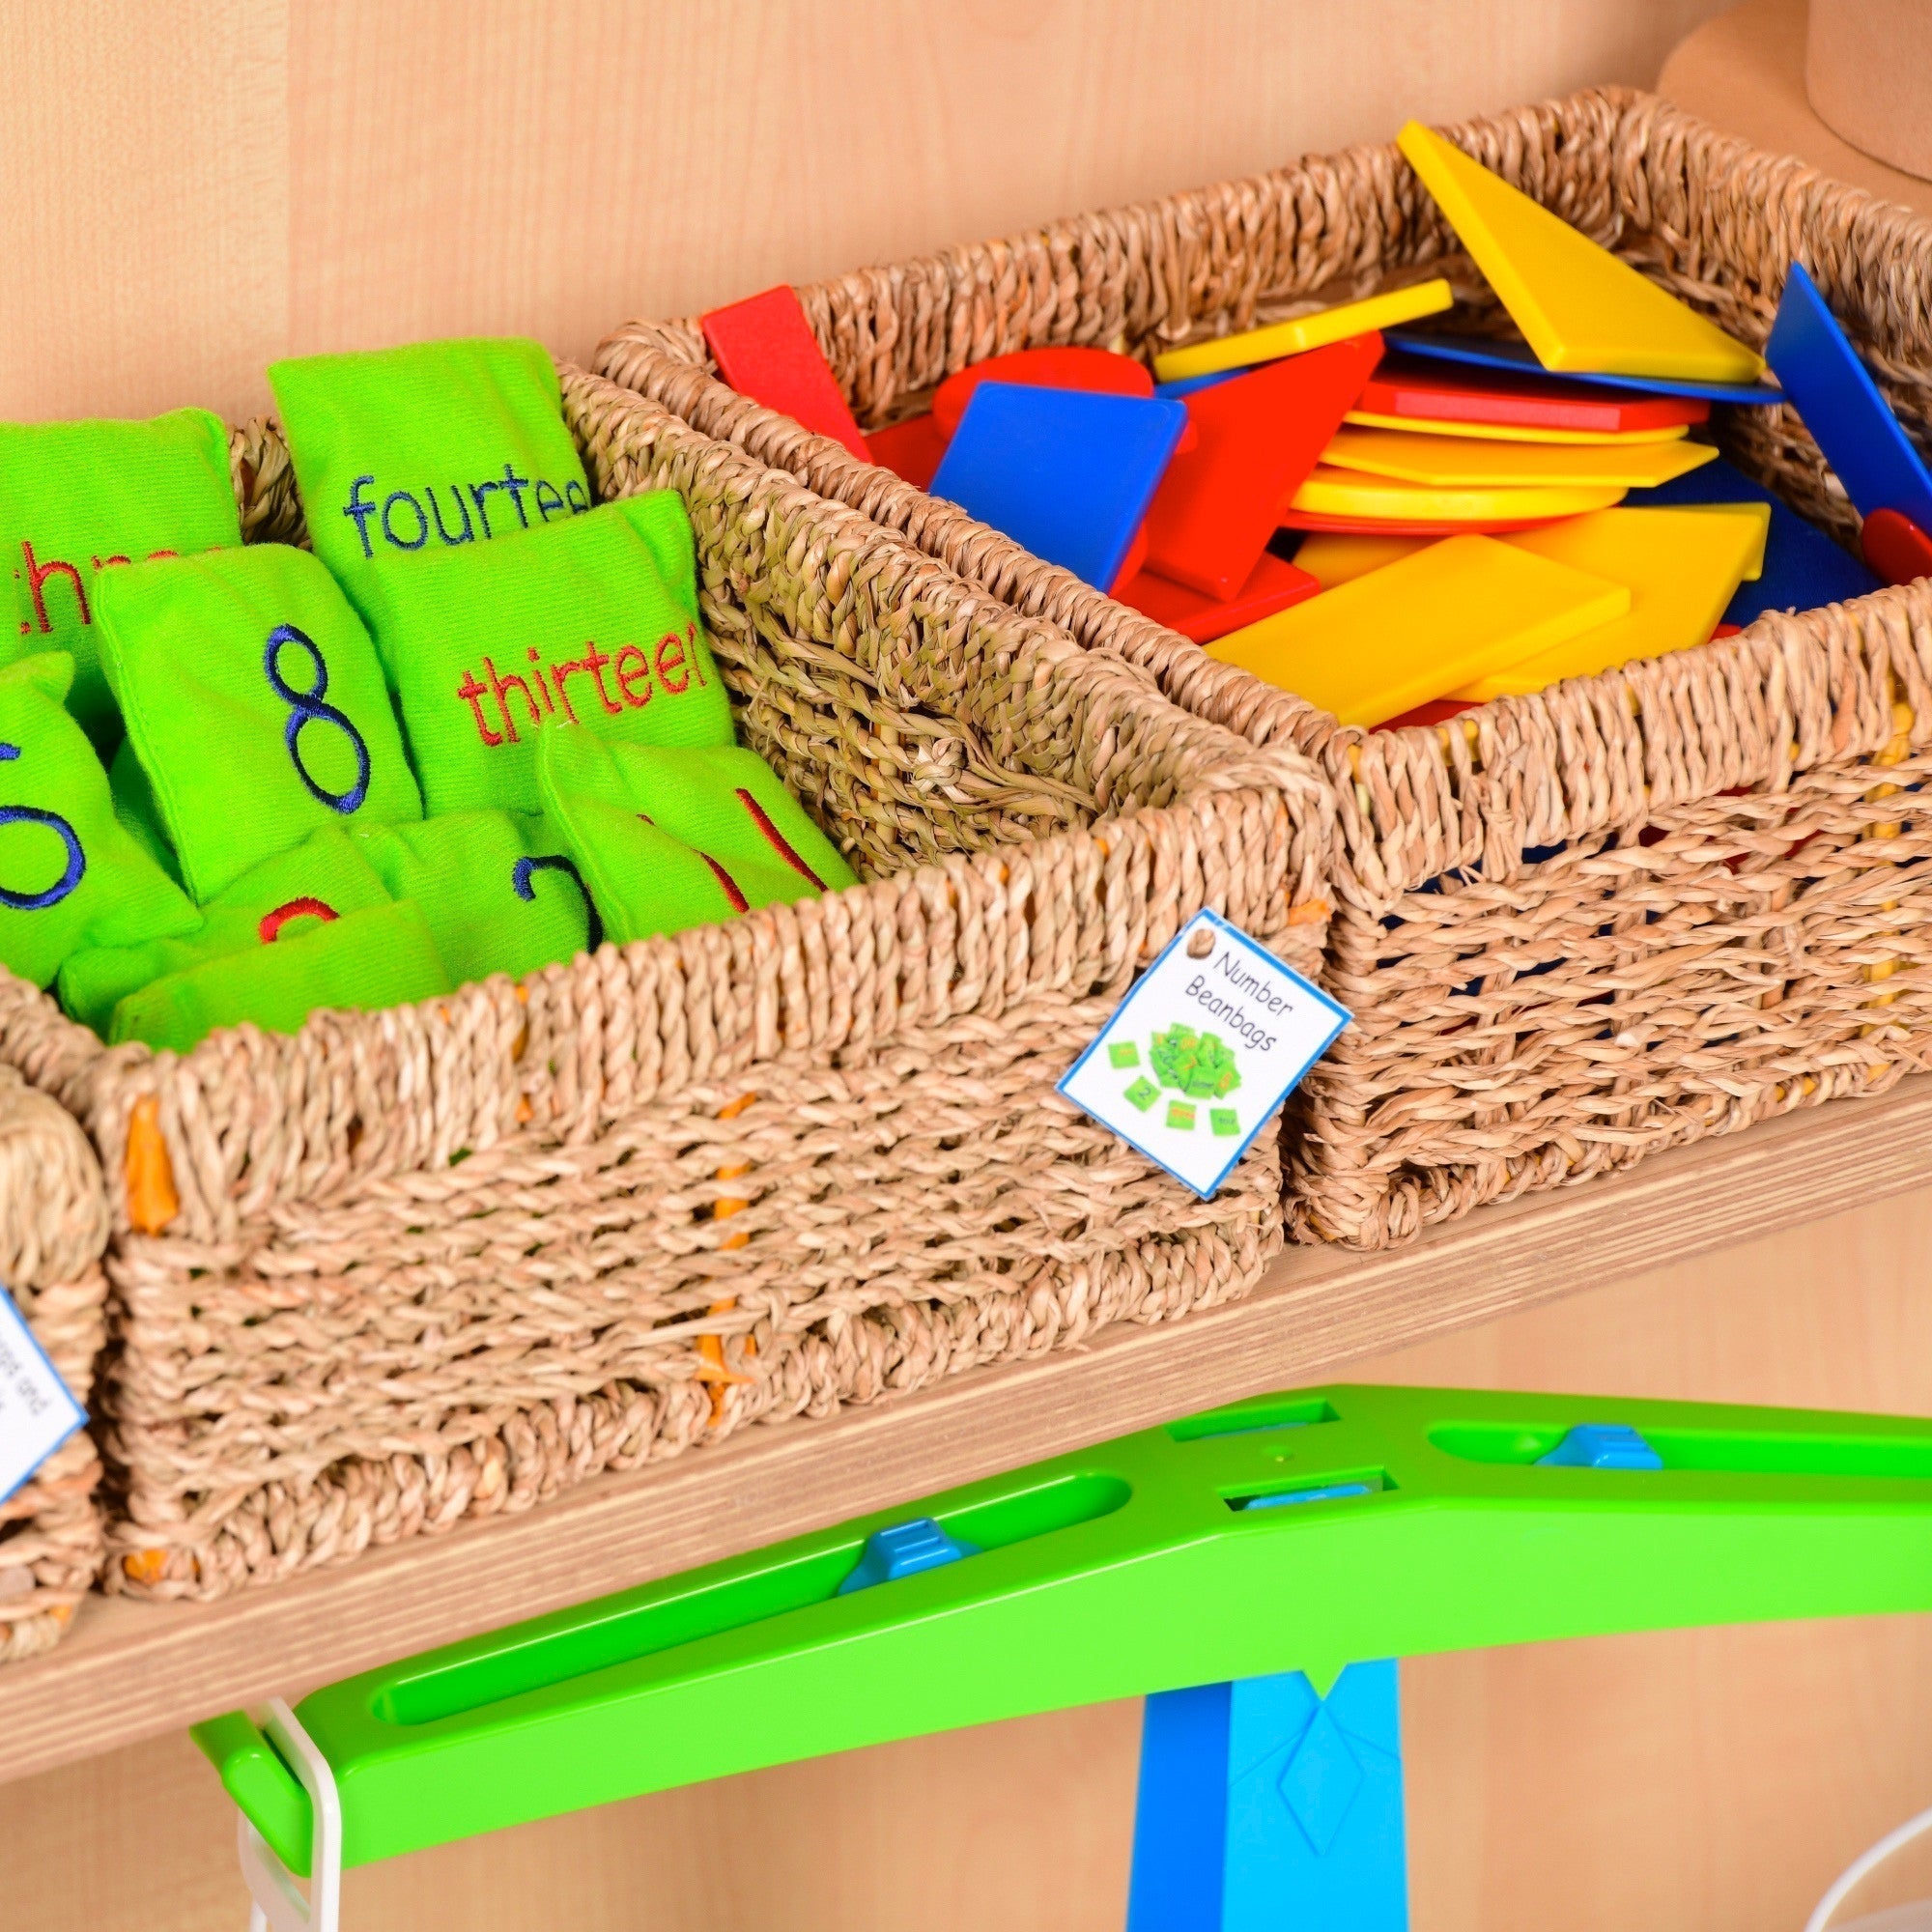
top-left (1059, 910), bottom-right (1350, 1199)
top-left (0, 1285), bottom-right (85, 1507)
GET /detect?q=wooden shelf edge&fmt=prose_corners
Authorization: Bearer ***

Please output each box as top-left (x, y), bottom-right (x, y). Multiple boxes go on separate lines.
top-left (6, 1075), bottom-right (1932, 1787)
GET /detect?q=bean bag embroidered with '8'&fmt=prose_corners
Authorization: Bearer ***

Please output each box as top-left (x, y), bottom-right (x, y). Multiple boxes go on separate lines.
top-left (95, 545), bottom-right (423, 902)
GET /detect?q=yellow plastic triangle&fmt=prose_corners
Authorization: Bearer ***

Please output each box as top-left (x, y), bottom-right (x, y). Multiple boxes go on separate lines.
top-left (1290, 466), bottom-right (1626, 523)
top-left (1291, 531), bottom-right (1432, 589)
top-left (1453, 505), bottom-right (1771, 700)
top-left (1397, 122), bottom-right (1766, 383)
top-left (1207, 532), bottom-right (1630, 726)
top-left (1152, 278), bottom-right (1454, 383)
top-left (1345, 409), bottom-right (1691, 446)
top-left (1321, 425), bottom-right (1719, 490)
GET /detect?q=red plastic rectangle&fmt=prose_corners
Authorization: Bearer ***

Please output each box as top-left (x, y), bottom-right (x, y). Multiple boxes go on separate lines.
top-left (1359, 354), bottom-right (1709, 435)
top-left (1143, 333), bottom-right (1382, 598)
top-left (1116, 551), bottom-right (1320, 643)
top-left (701, 286), bottom-right (870, 462)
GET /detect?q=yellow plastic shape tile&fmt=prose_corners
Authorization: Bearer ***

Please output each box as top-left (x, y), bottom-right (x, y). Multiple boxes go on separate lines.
top-left (1206, 532), bottom-right (1630, 727)
top-left (1396, 121), bottom-right (1765, 384)
top-left (1662, 500), bottom-right (1771, 580)
top-left (1152, 279), bottom-right (1454, 384)
top-left (1291, 532), bottom-right (1433, 590)
top-left (1320, 425), bottom-right (1719, 490)
top-left (1345, 409), bottom-right (1691, 446)
top-left (1289, 466), bottom-right (1627, 523)
top-left (1454, 505), bottom-right (1771, 700)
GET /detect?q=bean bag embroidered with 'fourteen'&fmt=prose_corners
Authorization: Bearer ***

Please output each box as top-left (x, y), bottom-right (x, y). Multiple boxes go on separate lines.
top-left (108, 898), bottom-right (452, 1054)
top-left (537, 733), bottom-right (856, 947)
top-left (0, 410), bottom-right (243, 742)
top-left (268, 336), bottom-right (593, 649)
top-left (96, 544), bottom-right (423, 902)
top-left (368, 492), bottom-right (735, 815)
top-left (0, 653), bottom-right (197, 988)
top-left (57, 823), bottom-right (392, 1036)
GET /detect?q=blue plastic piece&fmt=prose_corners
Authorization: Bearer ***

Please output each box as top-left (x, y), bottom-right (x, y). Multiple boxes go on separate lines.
top-left (1765, 261), bottom-right (1932, 531)
top-left (1537, 1423), bottom-right (1665, 1470)
top-left (836, 1517), bottom-right (979, 1595)
top-left (1130, 1665), bottom-right (1408, 1932)
top-left (1384, 328), bottom-right (1786, 405)
top-left (1225, 1663), bottom-right (1407, 1932)
top-left (1629, 456), bottom-right (1881, 623)
top-left (926, 382), bottom-right (1188, 589)
top-left (1239, 1482), bottom-right (1375, 1510)
top-left (1127, 1682), bottom-right (1230, 1932)
top-left (1154, 370), bottom-right (1242, 401)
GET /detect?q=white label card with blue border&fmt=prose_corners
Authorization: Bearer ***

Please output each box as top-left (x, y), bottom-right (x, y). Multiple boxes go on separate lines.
top-left (0, 1284), bottom-right (85, 1508)
top-left (1059, 910), bottom-right (1350, 1200)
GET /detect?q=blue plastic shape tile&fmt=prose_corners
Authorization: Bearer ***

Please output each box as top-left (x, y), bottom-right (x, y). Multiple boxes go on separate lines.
top-left (1536, 1423), bottom-right (1664, 1470)
top-left (1127, 1682), bottom-right (1231, 1932)
top-left (927, 383), bottom-right (1188, 589)
top-left (1384, 329), bottom-right (1785, 405)
top-left (836, 1518), bottom-right (978, 1595)
top-left (1223, 1662), bottom-right (1408, 1932)
top-left (1630, 456), bottom-right (1880, 623)
top-left (1238, 1482), bottom-right (1374, 1511)
top-left (1765, 261), bottom-right (1932, 530)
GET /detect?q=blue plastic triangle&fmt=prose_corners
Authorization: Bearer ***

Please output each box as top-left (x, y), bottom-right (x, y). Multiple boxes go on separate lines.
top-left (1765, 261), bottom-right (1932, 530)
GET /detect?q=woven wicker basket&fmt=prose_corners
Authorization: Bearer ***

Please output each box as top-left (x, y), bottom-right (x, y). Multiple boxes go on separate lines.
top-left (594, 84), bottom-right (1932, 1249)
top-left (0, 366), bottom-right (1330, 1602)
top-left (0, 1063), bottom-right (108, 1659)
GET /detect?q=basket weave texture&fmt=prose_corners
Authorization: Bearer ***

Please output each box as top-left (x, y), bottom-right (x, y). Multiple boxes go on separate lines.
top-left (596, 85), bottom-right (1932, 1248)
top-left (0, 366), bottom-right (1331, 1602)
top-left (0, 1063), bottom-right (108, 1660)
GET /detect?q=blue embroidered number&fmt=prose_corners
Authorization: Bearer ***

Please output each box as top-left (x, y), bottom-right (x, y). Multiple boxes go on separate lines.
top-left (513, 854), bottom-right (603, 952)
top-left (0, 743), bottom-right (84, 911)
top-left (264, 624), bottom-right (372, 814)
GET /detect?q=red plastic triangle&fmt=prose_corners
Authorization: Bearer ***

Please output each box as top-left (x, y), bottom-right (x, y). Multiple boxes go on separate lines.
top-left (1143, 333), bottom-right (1382, 598)
top-left (1116, 550), bottom-right (1321, 642)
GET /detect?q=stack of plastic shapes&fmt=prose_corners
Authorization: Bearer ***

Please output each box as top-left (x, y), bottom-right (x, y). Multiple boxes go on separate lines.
top-left (1205, 533), bottom-right (1630, 726)
top-left (1453, 505), bottom-right (1771, 698)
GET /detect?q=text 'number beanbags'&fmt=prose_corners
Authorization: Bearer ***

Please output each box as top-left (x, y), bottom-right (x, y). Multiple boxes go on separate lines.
top-left (96, 545), bottom-right (423, 902)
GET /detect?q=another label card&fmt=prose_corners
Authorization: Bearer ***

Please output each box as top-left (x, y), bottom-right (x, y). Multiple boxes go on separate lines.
top-left (0, 1285), bottom-right (85, 1506)
top-left (1059, 910), bottom-right (1350, 1200)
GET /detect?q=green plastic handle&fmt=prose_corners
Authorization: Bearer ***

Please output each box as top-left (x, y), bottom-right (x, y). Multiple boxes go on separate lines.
top-left (194, 1382), bottom-right (1932, 1872)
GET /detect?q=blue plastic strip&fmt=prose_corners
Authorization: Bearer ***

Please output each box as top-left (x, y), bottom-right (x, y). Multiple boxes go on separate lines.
top-left (1127, 1682), bottom-right (1231, 1932)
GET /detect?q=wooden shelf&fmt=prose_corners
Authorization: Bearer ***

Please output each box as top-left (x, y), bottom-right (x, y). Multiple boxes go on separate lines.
top-left (6, 1075), bottom-right (1932, 1788)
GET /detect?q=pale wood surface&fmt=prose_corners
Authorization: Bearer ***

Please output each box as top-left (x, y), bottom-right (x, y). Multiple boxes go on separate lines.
top-left (1660, 0), bottom-right (1932, 213)
top-left (5, 1071), bottom-right (1932, 1799)
top-left (0, 0), bottom-right (1729, 426)
top-left (12, 1174), bottom-right (1932, 1931)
